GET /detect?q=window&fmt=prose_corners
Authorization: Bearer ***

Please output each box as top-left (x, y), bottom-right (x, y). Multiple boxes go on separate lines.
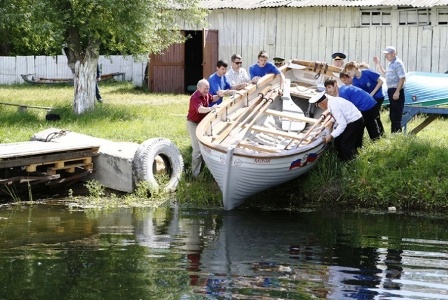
top-left (361, 9), bottom-right (391, 26)
top-left (438, 8), bottom-right (448, 25)
top-left (398, 8), bottom-right (431, 25)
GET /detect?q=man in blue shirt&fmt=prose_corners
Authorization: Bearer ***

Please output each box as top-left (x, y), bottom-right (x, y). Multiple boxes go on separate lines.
top-left (208, 59), bottom-right (233, 106)
top-left (373, 46), bottom-right (406, 133)
top-left (249, 51), bottom-right (285, 92)
top-left (325, 77), bottom-right (381, 140)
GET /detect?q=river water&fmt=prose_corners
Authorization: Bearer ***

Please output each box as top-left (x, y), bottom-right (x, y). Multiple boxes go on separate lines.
top-left (1, 202), bottom-right (447, 300)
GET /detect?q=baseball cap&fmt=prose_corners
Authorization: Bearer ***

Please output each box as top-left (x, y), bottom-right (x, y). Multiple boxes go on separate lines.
top-left (383, 46), bottom-right (396, 54)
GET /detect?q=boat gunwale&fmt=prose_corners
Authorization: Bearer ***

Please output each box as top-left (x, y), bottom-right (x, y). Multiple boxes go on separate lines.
top-left (197, 66), bottom-right (326, 159)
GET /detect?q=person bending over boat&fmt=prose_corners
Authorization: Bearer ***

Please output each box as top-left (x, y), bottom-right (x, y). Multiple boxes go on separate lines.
top-left (208, 59), bottom-right (234, 106)
top-left (187, 79), bottom-right (221, 178)
top-left (309, 92), bottom-right (364, 161)
top-left (343, 61), bottom-right (385, 136)
top-left (249, 50), bottom-right (285, 93)
top-left (225, 54), bottom-right (251, 90)
top-left (339, 72), bottom-right (353, 85)
top-left (325, 77), bottom-right (381, 141)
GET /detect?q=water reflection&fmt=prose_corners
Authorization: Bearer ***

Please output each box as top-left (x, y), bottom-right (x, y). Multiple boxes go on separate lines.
top-left (1, 204), bottom-right (448, 299)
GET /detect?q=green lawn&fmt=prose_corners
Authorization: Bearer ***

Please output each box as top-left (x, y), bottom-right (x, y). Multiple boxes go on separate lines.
top-left (1, 82), bottom-right (448, 212)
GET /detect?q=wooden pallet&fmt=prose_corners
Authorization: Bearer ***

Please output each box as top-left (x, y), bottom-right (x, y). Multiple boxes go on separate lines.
top-left (25, 157), bottom-right (93, 175)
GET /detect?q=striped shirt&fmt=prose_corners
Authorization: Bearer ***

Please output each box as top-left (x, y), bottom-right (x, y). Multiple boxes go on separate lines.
top-left (385, 57), bottom-right (406, 88)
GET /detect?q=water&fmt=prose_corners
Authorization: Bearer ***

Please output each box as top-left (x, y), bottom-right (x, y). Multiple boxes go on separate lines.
top-left (1, 203), bottom-right (448, 299)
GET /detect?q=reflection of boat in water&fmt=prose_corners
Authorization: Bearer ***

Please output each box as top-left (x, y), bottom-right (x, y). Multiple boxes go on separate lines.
top-left (185, 210), bottom-right (327, 298)
top-left (383, 71), bottom-right (448, 106)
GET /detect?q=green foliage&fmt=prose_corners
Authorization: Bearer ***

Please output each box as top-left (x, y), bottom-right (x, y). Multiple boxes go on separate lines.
top-left (176, 167), bottom-right (222, 208)
top-left (342, 134), bottom-right (448, 211)
top-left (84, 180), bottom-right (106, 198)
top-left (1, 0), bottom-right (207, 56)
top-left (301, 149), bottom-right (345, 206)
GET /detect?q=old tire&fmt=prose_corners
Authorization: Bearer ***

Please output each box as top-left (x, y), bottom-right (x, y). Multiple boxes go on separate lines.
top-left (133, 138), bottom-right (184, 192)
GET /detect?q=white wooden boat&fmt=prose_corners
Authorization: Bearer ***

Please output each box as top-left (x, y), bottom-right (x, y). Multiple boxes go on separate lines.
top-left (196, 60), bottom-right (341, 210)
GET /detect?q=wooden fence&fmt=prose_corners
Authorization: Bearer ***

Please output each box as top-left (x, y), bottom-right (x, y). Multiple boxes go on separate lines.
top-left (0, 55), bottom-right (147, 86)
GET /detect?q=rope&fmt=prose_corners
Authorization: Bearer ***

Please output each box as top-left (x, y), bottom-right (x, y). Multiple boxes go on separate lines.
top-left (45, 130), bottom-right (67, 142)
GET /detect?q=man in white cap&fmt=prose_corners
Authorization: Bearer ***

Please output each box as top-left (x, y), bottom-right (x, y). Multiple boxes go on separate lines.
top-left (309, 91), bottom-right (364, 161)
top-left (373, 46), bottom-right (406, 133)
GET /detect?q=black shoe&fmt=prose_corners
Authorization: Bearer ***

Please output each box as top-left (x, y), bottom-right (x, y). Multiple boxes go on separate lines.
top-left (97, 98), bottom-right (103, 103)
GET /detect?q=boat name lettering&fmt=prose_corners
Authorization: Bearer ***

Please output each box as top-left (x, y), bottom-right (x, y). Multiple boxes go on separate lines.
top-left (254, 158), bottom-right (271, 164)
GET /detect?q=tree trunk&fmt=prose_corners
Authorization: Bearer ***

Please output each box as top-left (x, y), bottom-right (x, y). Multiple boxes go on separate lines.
top-left (73, 52), bottom-right (98, 115)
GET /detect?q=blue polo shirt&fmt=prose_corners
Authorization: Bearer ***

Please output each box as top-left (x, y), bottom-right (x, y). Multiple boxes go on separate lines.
top-left (339, 85), bottom-right (376, 111)
top-left (208, 73), bottom-right (231, 106)
top-left (352, 69), bottom-right (385, 99)
top-left (249, 62), bottom-right (280, 79)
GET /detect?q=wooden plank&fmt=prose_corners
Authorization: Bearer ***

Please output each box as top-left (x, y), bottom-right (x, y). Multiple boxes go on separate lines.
top-left (248, 125), bottom-right (307, 141)
top-left (47, 162), bottom-right (93, 175)
top-left (27, 157), bottom-right (93, 174)
top-left (265, 109), bottom-right (318, 124)
top-left (0, 102), bottom-right (53, 110)
top-left (0, 148), bottom-right (98, 169)
top-left (237, 141), bottom-right (280, 154)
top-left (0, 141), bottom-right (99, 159)
top-left (410, 115), bottom-right (438, 135)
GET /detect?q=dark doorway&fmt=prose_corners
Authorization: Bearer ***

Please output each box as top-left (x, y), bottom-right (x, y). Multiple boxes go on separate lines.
top-left (185, 31), bottom-right (203, 94)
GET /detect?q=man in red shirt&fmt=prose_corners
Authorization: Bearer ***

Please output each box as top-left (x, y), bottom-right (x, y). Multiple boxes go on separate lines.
top-left (187, 79), bottom-right (221, 178)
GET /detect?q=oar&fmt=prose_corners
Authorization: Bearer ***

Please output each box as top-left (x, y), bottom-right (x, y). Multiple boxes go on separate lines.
top-left (301, 114), bottom-right (334, 146)
top-left (230, 90), bottom-right (275, 134)
top-left (294, 112), bottom-right (332, 148)
top-left (284, 110), bottom-right (330, 149)
top-left (229, 89), bottom-right (280, 147)
top-left (213, 85), bottom-right (271, 144)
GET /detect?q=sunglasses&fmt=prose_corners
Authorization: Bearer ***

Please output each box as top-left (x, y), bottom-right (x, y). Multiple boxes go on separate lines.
top-left (234, 61), bottom-right (242, 65)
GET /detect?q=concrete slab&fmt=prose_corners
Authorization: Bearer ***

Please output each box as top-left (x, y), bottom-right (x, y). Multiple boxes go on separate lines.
top-left (31, 128), bottom-right (139, 192)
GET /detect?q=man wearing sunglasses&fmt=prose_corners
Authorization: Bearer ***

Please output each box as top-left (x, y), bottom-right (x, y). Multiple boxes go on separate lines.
top-left (225, 54), bottom-right (251, 90)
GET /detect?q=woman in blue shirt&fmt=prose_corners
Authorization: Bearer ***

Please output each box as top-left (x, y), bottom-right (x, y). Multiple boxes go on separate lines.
top-left (344, 61), bottom-right (385, 136)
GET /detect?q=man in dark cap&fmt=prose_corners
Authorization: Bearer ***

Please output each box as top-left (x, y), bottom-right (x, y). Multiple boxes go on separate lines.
top-left (273, 57), bottom-right (285, 67)
top-left (331, 52), bottom-right (346, 68)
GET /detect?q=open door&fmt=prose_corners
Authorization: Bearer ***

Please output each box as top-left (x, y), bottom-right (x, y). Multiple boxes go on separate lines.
top-left (202, 29), bottom-right (219, 79)
top-left (148, 29), bottom-right (218, 94)
top-left (149, 36), bottom-right (185, 93)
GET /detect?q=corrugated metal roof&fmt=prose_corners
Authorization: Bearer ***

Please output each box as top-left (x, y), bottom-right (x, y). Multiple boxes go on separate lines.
top-left (200, 0), bottom-right (448, 9)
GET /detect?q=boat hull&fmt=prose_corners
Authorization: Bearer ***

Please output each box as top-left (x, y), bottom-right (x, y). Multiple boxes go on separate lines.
top-left (383, 71), bottom-right (448, 106)
top-left (199, 141), bottom-right (326, 210)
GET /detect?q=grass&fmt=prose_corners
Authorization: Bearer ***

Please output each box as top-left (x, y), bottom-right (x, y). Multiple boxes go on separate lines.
top-left (1, 82), bottom-right (448, 212)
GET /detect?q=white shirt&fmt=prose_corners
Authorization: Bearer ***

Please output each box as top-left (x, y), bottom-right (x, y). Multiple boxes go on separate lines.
top-left (327, 96), bottom-right (362, 138)
top-left (225, 67), bottom-right (250, 86)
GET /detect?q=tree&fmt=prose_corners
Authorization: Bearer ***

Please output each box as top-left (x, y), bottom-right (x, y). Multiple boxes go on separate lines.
top-left (3, 0), bottom-right (207, 114)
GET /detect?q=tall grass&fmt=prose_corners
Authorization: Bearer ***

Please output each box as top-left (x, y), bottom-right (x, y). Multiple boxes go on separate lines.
top-left (1, 83), bottom-right (448, 212)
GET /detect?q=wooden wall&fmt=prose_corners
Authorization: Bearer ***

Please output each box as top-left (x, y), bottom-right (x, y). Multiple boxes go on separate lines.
top-left (202, 6), bottom-right (448, 74)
